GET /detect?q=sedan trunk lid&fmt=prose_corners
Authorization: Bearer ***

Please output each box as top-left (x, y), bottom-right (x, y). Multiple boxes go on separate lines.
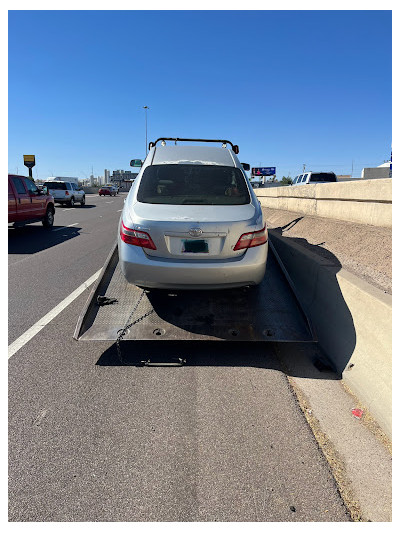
top-left (125, 202), bottom-right (259, 260)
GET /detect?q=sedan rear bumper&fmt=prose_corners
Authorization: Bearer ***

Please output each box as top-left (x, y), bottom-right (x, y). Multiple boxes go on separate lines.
top-left (118, 239), bottom-right (268, 289)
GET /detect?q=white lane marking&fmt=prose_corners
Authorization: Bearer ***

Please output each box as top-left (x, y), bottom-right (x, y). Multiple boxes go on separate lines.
top-left (52, 223), bottom-right (78, 232)
top-left (117, 209), bottom-right (122, 212)
top-left (8, 270), bottom-right (101, 359)
top-left (105, 201), bottom-right (114, 204)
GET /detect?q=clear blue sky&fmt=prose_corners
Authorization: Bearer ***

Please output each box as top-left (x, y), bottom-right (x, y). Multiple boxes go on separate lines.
top-left (8, 10), bottom-right (392, 180)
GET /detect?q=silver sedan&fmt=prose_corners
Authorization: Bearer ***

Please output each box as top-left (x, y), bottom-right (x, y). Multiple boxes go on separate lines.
top-left (118, 140), bottom-right (268, 289)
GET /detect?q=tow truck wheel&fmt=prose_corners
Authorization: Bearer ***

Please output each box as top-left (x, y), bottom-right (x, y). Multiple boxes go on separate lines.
top-left (42, 207), bottom-right (54, 228)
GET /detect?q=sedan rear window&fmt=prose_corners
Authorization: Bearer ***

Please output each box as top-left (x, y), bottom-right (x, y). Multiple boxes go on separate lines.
top-left (137, 164), bottom-right (250, 205)
top-left (309, 173), bottom-right (337, 182)
top-left (44, 182), bottom-right (67, 190)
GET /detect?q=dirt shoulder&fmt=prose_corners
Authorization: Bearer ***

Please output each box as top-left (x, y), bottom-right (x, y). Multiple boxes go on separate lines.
top-left (262, 207), bottom-right (392, 295)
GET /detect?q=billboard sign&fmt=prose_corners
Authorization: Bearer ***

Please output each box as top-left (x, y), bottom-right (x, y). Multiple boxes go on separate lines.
top-left (252, 167), bottom-right (276, 176)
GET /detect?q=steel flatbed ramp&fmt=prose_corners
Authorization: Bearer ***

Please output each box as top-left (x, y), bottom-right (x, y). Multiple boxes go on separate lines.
top-left (74, 242), bottom-right (315, 343)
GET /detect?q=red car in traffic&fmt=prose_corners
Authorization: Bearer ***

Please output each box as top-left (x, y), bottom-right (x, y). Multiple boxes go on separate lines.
top-left (99, 186), bottom-right (117, 197)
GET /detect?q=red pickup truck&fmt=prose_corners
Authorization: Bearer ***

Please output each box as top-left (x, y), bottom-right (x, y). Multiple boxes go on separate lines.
top-left (8, 174), bottom-right (55, 228)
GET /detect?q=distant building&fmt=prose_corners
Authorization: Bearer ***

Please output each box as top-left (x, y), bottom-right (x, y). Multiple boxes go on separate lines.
top-left (111, 169), bottom-right (138, 180)
top-left (111, 170), bottom-right (139, 187)
top-left (104, 169), bottom-right (110, 183)
top-left (361, 164), bottom-right (391, 180)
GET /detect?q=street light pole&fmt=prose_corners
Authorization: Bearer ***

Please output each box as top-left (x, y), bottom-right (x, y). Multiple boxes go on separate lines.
top-left (143, 106), bottom-right (149, 157)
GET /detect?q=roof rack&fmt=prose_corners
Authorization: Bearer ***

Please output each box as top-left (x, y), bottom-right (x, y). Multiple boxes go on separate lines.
top-left (148, 137), bottom-right (239, 154)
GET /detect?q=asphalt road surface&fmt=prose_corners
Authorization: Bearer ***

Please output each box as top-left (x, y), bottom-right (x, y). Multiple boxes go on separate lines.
top-left (8, 193), bottom-right (350, 521)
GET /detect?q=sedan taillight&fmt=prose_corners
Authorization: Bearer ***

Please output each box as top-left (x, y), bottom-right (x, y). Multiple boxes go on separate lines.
top-left (120, 221), bottom-right (156, 250)
top-left (233, 226), bottom-right (268, 251)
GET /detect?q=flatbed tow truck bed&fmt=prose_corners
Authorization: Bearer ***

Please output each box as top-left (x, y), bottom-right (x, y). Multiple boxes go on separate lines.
top-left (74, 241), bottom-right (316, 344)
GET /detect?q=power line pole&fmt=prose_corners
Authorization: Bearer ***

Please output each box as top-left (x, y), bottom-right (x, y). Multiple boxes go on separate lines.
top-left (143, 106), bottom-right (149, 157)
top-left (302, 163), bottom-right (306, 173)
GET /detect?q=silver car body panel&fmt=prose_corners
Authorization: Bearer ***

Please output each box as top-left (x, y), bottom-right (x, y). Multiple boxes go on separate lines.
top-left (118, 239), bottom-right (268, 289)
top-left (119, 144), bottom-right (267, 289)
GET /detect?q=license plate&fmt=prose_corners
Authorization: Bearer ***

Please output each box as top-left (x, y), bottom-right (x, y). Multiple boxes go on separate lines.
top-left (182, 239), bottom-right (209, 253)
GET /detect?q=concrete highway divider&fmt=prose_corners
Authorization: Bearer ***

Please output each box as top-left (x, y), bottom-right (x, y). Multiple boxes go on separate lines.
top-left (256, 179), bottom-right (392, 227)
top-left (82, 187), bottom-right (100, 194)
top-left (267, 230), bottom-right (392, 439)
top-left (82, 187), bottom-right (131, 194)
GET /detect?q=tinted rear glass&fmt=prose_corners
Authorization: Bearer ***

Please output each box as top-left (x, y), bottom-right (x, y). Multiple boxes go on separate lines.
top-left (137, 165), bottom-right (250, 205)
top-left (309, 173), bottom-right (336, 182)
top-left (44, 182), bottom-right (67, 190)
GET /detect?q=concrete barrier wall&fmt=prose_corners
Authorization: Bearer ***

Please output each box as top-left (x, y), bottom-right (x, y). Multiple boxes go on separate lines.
top-left (255, 179), bottom-right (392, 227)
top-left (269, 232), bottom-right (392, 438)
top-left (82, 187), bottom-right (131, 194)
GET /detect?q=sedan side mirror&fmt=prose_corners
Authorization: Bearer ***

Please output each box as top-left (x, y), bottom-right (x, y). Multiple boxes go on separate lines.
top-left (241, 163), bottom-right (250, 171)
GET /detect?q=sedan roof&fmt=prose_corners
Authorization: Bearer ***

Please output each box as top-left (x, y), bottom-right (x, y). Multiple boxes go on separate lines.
top-left (152, 145), bottom-right (237, 167)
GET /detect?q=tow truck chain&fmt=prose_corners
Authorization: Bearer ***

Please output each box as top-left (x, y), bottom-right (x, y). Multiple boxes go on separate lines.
top-left (115, 290), bottom-right (154, 364)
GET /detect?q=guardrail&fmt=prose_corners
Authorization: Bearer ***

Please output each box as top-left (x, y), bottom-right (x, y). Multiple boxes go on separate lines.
top-left (255, 179), bottom-right (392, 227)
